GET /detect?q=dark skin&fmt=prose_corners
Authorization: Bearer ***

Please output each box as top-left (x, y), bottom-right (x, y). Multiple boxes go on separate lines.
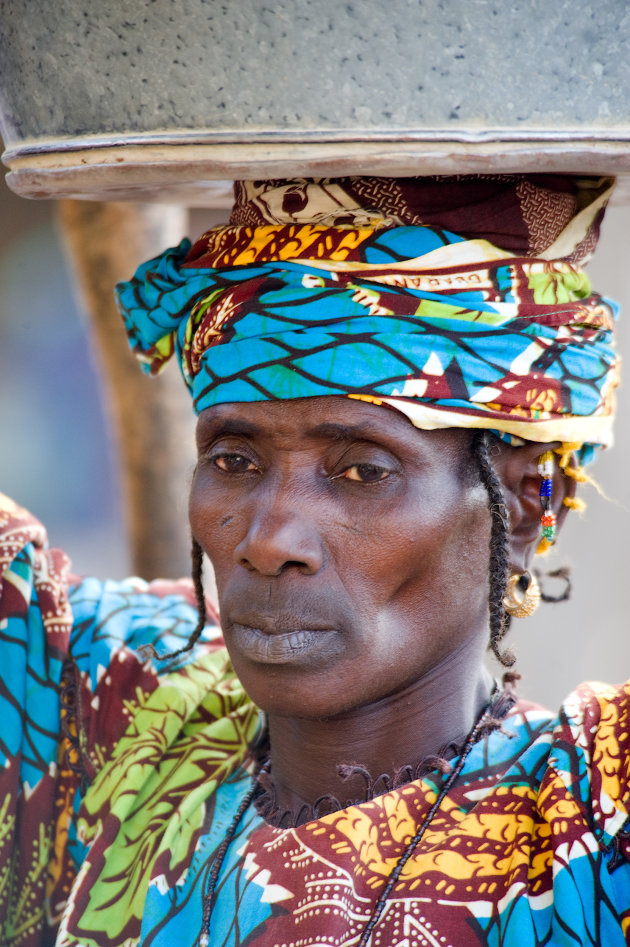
top-left (189, 396), bottom-right (573, 812)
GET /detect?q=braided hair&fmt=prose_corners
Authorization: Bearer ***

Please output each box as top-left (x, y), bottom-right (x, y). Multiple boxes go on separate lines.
top-left (166, 536), bottom-right (208, 661)
top-left (471, 431), bottom-right (515, 667)
top-left (139, 536), bottom-right (208, 664)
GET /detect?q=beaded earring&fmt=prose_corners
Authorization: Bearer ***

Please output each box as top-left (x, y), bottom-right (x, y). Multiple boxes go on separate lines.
top-left (537, 450), bottom-right (557, 546)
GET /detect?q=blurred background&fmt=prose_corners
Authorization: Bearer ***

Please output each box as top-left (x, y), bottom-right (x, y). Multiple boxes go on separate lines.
top-left (0, 172), bottom-right (628, 708)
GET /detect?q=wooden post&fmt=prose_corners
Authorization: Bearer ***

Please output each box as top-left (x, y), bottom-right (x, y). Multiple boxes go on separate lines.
top-left (57, 200), bottom-right (195, 580)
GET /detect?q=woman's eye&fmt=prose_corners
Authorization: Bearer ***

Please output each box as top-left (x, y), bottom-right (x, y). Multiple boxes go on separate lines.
top-left (341, 463), bottom-right (389, 483)
top-left (213, 453), bottom-right (257, 474)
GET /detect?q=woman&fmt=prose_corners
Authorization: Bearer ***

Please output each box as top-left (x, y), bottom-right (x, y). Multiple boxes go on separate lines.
top-left (1, 175), bottom-right (628, 947)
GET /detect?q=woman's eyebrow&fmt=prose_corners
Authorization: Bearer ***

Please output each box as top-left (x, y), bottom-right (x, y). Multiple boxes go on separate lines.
top-left (197, 418), bottom-right (263, 439)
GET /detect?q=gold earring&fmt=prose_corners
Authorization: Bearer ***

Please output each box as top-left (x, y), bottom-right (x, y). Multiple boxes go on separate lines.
top-left (503, 571), bottom-right (541, 618)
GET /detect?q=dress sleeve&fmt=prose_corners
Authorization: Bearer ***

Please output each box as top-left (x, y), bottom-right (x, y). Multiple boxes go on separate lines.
top-left (0, 494), bottom-right (221, 947)
top-left (0, 494), bottom-right (74, 946)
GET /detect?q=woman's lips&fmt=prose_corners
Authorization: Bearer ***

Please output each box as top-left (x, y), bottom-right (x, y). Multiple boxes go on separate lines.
top-left (230, 622), bottom-right (340, 665)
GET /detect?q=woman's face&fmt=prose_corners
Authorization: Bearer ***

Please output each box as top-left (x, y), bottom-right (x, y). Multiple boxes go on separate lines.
top-left (189, 397), bottom-right (493, 718)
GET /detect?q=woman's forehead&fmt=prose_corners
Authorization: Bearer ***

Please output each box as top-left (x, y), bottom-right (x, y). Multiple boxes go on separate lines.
top-left (197, 396), bottom-right (412, 437)
top-left (195, 397), bottom-right (474, 455)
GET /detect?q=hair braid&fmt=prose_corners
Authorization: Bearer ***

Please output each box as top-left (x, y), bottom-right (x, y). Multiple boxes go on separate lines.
top-left (139, 535), bottom-right (208, 662)
top-left (189, 535), bottom-right (208, 644)
top-left (472, 431), bottom-right (515, 667)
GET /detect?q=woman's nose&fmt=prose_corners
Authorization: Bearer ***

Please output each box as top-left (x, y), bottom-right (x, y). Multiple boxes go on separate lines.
top-left (233, 504), bottom-right (325, 576)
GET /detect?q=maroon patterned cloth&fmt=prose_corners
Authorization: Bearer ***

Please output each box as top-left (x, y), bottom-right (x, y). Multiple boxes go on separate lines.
top-left (230, 174), bottom-right (611, 264)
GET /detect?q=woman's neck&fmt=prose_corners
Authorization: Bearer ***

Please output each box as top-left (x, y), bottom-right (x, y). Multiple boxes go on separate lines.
top-left (265, 648), bottom-right (494, 814)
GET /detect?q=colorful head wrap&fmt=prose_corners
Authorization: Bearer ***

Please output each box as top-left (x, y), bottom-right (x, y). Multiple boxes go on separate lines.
top-left (116, 175), bottom-right (619, 458)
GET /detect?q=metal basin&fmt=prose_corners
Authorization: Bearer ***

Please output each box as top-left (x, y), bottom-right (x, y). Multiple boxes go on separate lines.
top-left (1, 0), bottom-right (629, 203)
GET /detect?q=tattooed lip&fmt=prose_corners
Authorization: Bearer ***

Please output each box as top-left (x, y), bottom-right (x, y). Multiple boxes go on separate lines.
top-left (230, 623), bottom-right (340, 665)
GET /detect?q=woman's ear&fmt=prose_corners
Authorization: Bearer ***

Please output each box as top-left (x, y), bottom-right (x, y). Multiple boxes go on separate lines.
top-left (490, 440), bottom-right (577, 573)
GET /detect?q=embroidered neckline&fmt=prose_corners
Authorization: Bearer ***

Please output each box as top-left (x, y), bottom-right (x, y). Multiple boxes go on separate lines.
top-left (250, 686), bottom-right (516, 828)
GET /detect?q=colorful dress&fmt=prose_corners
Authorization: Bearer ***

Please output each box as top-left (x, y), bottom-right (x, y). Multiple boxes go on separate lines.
top-left (1, 493), bottom-right (629, 947)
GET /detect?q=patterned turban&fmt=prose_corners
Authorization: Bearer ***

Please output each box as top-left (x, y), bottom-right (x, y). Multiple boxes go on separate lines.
top-left (116, 175), bottom-right (619, 457)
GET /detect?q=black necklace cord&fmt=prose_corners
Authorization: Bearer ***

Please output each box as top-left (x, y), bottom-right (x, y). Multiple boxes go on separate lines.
top-left (357, 691), bottom-right (503, 947)
top-left (199, 758), bottom-right (271, 947)
top-left (199, 688), bottom-right (510, 947)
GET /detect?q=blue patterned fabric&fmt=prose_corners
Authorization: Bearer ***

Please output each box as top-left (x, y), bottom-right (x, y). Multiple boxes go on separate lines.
top-left (116, 225), bottom-right (619, 454)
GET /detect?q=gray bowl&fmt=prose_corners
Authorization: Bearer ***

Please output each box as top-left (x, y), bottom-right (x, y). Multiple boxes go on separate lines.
top-left (2, 0), bottom-right (630, 203)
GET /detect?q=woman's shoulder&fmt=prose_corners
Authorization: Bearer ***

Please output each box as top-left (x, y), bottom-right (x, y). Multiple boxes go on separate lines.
top-left (552, 679), bottom-right (630, 780)
top-left (558, 677), bottom-right (630, 733)
top-left (64, 573), bottom-right (247, 782)
top-left (68, 572), bottom-right (223, 675)
top-left (510, 678), bottom-right (630, 744)
top-left (506, 678), bottom-right (630, 758)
